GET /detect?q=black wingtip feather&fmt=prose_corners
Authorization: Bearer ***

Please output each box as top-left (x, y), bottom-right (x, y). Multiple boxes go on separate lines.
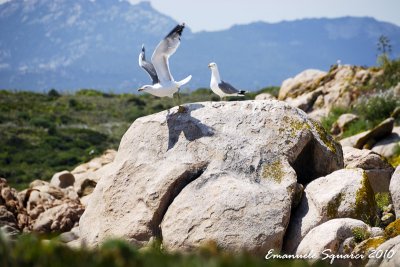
top-left (166, 23), bottom-right (185, 38)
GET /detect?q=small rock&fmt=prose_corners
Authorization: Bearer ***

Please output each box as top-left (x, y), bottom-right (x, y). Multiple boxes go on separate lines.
top-left (59, 226), bottom-right (80, 243)
top-left (370, 227), bottom-right (385, 237)
top-left (0, 206), bottom-right (18, 229)
top-left (343, 147), bottom-right (394, 193)
top-left (372, 127), bottom-right (400, 159)
top-left (0, 225), bottom-right (19, 239)
top-left (51, 171), bottom-right (75, 188)
top-left (381, 213), bottom-right (395, 226)
top-left (296, 218), bottom-right (371, 263)
top-left (77, 179), bottom-right (97, 197)
top-left (331, 113), bottom-right (359, 135)
top-left (33, 202), bottom-right (84, 233)
top-left (356, 118), bottom-right (395, 149)
top-left (29, 180), bottom-right (48, 188)
top-left (340, 118), bottom-right (395, 149)
top-left (255, 93), bottom-right (275, 100)
top-left (71, 164), bottom-right (89, 174)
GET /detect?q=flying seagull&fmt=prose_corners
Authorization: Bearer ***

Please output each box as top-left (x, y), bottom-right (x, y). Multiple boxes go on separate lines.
top-left (138, 23), bottom-right (192, 111)
top-left (208, 62), bottom-right (246, 100)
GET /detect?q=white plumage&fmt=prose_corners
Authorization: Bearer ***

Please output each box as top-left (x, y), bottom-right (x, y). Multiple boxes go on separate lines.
top-left (208, 62), bottom-right (246, 100)
top-left (138, 23), bottom-right (192, 98)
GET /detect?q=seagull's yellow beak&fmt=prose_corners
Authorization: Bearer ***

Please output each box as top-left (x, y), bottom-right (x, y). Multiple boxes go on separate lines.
top-left (208, 64), bottom-right (212, 68)
top-left (138, 88), bottom-right (144, 92)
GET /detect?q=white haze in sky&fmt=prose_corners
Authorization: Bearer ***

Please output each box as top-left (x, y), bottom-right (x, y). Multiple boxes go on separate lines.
top-left (0, 0), bottom-right (399, 32)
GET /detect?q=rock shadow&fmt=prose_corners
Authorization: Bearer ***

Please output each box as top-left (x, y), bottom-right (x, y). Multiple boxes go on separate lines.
top-left (166, 104), bottom-right (215, 150)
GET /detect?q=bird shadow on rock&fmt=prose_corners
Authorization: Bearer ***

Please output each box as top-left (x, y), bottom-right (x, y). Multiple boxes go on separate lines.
top-left (166, 104), bottom-right (215, 150)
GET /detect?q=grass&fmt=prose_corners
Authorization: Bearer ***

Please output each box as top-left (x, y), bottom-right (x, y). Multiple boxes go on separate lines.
top-left (321, 91), bottom-right (400, 140)
top-left (0, 87), bottom-right (275, 189)
top-left (0, 233), bottom-right (331, 267)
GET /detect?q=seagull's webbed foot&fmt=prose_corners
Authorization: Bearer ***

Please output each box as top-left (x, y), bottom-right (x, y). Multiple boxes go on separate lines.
top-left (178, 105), bottom-right (187, 113)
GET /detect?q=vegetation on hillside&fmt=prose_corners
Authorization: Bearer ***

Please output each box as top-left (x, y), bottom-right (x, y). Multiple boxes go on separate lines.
top-left (321, 51), bottom-right (400, 138)
top-left (0, 87), bottom-right (278, 189)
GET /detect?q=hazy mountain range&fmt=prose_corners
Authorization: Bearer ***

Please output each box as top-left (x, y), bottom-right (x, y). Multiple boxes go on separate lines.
top-left (0, 0), bottom-right (400, 92)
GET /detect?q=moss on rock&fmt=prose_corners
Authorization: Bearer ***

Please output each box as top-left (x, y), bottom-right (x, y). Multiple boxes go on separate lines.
top-left (354, 171), bottom-right (378, 225)
top-left (309, 119), bottom-right (338, 154)
top-left (385, 219), bottom-right (400, 239)
top-left (262, 159), bottom-right (285, 184)
top-left (327, 193), bottom-right (344, 219)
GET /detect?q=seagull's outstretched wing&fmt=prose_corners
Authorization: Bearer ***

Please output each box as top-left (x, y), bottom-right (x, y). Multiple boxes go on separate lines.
top-left (139, 45), bottom-right (159, 85)
top-left (151, 23), bottom-right (185, 84)
top-left (218, 80), bottom-right (245, 95)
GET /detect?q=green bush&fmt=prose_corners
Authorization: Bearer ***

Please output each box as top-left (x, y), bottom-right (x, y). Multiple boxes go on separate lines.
top-left (321, 90), bottom-right (399, 138)
top-left (320, 107), bottom-right (349, 132)
top-left (375, 192), bottom-right (392, 211)
top-left (377, 56), bottom-right (400, 89)
top-left (352, 227), bottom-right (371, 243)
top-left (76, 89), bottom-right (106, 97)
top-left (355, 94), bottom-right (399, 124)
top-left (30, 116), bottom-right (55, 128)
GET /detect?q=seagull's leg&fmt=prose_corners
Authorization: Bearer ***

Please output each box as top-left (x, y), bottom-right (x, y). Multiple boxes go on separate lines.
top-left (176, 91), bottom-right (187, 113)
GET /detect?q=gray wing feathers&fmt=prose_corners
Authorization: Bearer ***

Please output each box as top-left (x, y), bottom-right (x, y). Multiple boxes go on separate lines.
top-left (218, 80), bottom-right (243, 94)
top-left (151, 23), bottom-right (185, 83)
top-left (139, 45), bottom-right (159, 85)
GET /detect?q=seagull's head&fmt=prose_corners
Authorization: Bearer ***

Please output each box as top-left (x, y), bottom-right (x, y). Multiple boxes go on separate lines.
top-left (208, 62), bottom-right (217, 70)
top-left (138, 85), bottom-right (152, 92)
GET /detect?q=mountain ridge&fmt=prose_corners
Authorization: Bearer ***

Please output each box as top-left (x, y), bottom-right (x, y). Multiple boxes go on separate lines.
top-left (0, 0), bottom-right (399, 92)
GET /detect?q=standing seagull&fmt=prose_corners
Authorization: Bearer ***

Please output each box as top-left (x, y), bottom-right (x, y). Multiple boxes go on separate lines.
top-left (208, 62), bottom-right (246, 100)
top-left (138, 23), bottom-right (192, 111)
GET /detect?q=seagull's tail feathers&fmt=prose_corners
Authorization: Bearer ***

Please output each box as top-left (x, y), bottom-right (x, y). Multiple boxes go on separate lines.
top-left (177, 75), bottom-right (192, 87)
top-left (237, 90), bottom-right (247, 96)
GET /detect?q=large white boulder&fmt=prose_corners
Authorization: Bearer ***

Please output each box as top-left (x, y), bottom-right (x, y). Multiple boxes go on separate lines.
top-left (79, 101), bottom-right (343, 254)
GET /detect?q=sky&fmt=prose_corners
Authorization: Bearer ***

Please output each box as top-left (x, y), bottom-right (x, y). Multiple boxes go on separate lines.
top-left (126, 0), bottom-right (400, 32)
top-left (0, 0), bottom-right (399, 32)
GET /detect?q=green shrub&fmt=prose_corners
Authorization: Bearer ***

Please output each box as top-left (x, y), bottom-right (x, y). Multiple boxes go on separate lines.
top-left (352, 227), bottom-right (371, 243)
top-left (30, 116), bottom-right (55, 128)
top-left (48, 89), bottom-right (61, 98)
top-left (377, 56), bottom-right (400, 89)
top-left (340, 120), bottom-right (369, 139)
top-left (375, 192), bottom-right (392, 211)
top-left (355, 94), bottom-right (399, 124)
top-left (76, 89), bottom-right (106, 97)
top-left (320, 107), bottom-right (349, 132)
